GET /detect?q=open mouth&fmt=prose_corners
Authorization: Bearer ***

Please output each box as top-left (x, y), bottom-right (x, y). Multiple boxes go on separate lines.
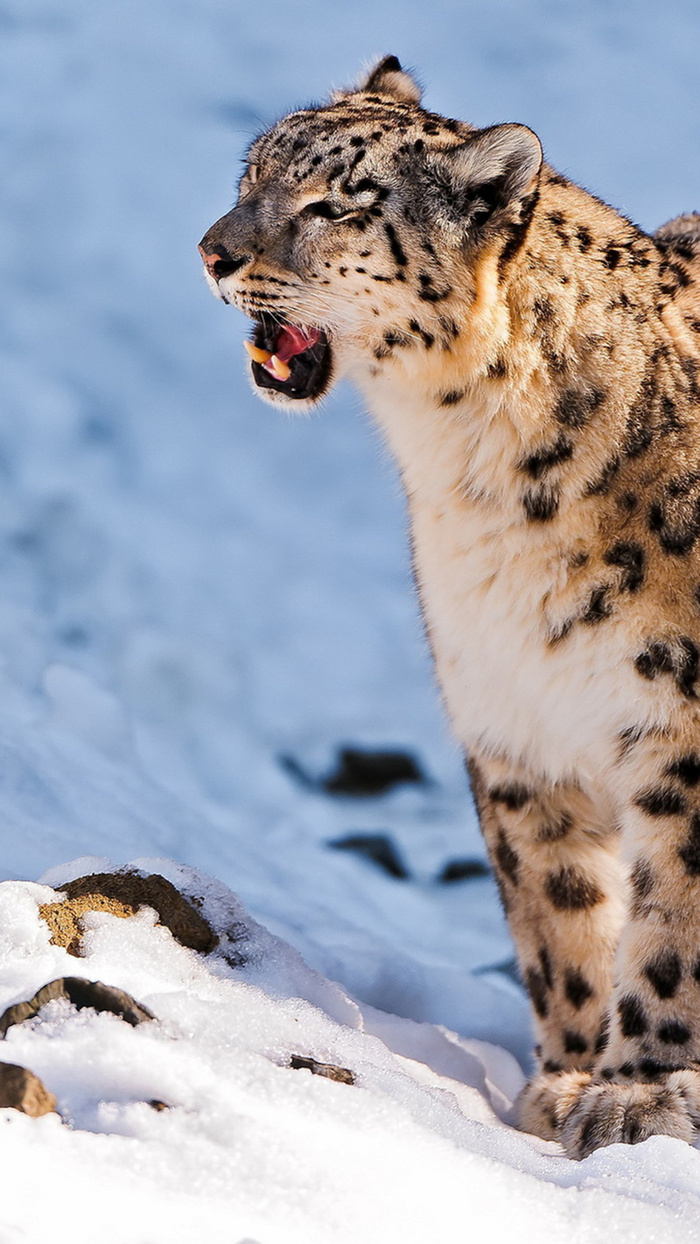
top-left (244, 313), bottom-right (332, 401)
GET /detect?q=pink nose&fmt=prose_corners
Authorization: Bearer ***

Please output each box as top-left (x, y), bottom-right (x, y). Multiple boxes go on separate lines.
top-left (198, 243), bottom-right (248, 280)
top-left (198, 244), bottom-right (224, 276)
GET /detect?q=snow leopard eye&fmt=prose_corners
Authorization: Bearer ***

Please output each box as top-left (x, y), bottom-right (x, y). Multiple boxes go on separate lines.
top-left (303, 200), bottom-right (355, 221)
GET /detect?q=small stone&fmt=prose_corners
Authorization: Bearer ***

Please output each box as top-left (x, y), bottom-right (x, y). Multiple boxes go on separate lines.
top-left (329, 833), bottom-right (409, 879)
top-left (39, 870), bottom-right (218, 957)
top-left (437, 858), bottom-right (490, 883)
top-left (323, 747), bottom-right (425, 796)
top-left (148, 1099), bottom-right (170, 1112)
top-left (0, 1062), bottom-right (57, 1117)
top-left (289, 1056), bottom-right (355, 1085)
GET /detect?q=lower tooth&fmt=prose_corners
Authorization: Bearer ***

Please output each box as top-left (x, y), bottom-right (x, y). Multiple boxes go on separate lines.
top-left (270, 355), bottom-right (291, 381)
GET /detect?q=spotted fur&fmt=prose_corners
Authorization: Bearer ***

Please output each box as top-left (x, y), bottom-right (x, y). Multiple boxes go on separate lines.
top-left (200, 56), bottom-right (700, 1158)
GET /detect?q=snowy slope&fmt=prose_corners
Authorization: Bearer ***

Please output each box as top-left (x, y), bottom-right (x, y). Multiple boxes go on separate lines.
top-left (1, 0), bottom-right (700, 1238)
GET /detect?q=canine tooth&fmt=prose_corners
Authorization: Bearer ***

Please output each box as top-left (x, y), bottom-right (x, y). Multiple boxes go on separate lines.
top-left (244, 341), bottom-right (272, 364)
top-left (269, 355), bottom-right (291, 381)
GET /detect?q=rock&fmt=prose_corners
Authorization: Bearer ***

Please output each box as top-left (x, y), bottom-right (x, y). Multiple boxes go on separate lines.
top-left (328, 833), bottom-right (410, 879)
top-left (437, 858), bottom-right (490, 883)
top-left (39, 869), bottom-right (218, 957)
top-left (289, 1055), bottom-right (355, 1085)
top-left (0, 977), bottom-right (155, 1037)
top-left (323, 747), bottom-right (425, 796)
top-left (0, 1062), bottom-right (57, 1116)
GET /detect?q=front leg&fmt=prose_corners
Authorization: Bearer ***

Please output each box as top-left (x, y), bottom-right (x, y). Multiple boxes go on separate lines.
top-left (467, 752), bottom-right (625, 1139)
top-left (559, 726), bottom-right (700, 1156)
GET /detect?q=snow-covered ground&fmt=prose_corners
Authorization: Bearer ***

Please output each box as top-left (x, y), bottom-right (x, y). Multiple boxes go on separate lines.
top-left (1, 1), bottom-right (700, 1239)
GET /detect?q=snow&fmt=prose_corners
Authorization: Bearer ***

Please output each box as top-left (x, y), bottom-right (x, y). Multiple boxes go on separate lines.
top-left (0, 0), bottom-right (700, 1239)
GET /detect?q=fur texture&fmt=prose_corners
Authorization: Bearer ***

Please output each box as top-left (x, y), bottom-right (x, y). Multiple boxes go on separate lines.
top-left (200, 56), bottom-right (700, 1158)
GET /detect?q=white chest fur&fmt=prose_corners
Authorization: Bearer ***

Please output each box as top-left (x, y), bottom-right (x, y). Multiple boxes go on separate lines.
top-left (361, 376), bottom-right (644, 788)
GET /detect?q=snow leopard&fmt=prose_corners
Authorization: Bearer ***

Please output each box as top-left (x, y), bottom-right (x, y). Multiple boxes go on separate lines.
top-left (199, 55), bottom-right (700, 1158)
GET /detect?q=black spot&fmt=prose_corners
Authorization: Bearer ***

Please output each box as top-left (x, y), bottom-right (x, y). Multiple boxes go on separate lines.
top-left (585, 456), bottom-right (620, 496)
top-left (520, 433), bottom-right (573, 480)
top-left (619, 1062), bottom-right (635, 1077)
top-left (523, 485), bottom-right (559, 522)
top-left (658, 1019), bottom-right (691, 1044)
top-left (603, 243), bottom-right (622, 270)
top-left (349, 135), bottom-right (364, 147)
top-left (619, 491), bottom-right (639, 511)
top-left (635, 786), bottom-right (687, 817)
top-left (601, 1066), bottom-right (615, 1080)
top-left (676, 638), bottom-right (699, 697)
top-left (580, 585), bottom-right (613, 625)
top-left (489, 783), bottom-right (531, 811)
top-left (659, 395), bottom-right (682, 435)
top-left (648, 471), bottom-right (700, 557)
top-left (594, 1019), bottom-right (610, 1055)
top-left (693, 958), bottom-right (700, 985)
top-left (497, 188), bottom-right (540, 275)
top-left (542, 1059), bottom-right (562, 1073)
top-left (563, 1030), bottom-right (588, 1055)
top-left (634, 641), bottom-right (674, 681)
top-left (644, 950), bottom-right (682, 999)
top-left (667, 754), bottom-right (700, 786)
top-left (408, 319), bottom-right (434, 349)
top-left (618, 725), bottom-right (645, 757)
top-left (495, 828), bottom-right (520, 885)
top-left (533, 296), bottom-right (554, 325)
top-left (604, 542), bottom-right (645, 592)
top-left (555, 387), bottom-right (605, 429)
top-left (678, 812), bottom-right (700, 875)
top-left (637, 1058), bottom-right (678, 1079)
top-left (538, 813), bottom-right (572, 842)
top-left (384, 222), bottom-right (407, 266)
top-left (630, 859), bottom-right (654, 914)
top-left (545, 867), bottom-right (603, 911)
top-left (634, 638), bottom-right (699, 697)
top-left (439, 390), bottom-right (465, 407)
top-left (525, 967), bottom-right (549, 1018)
top-left (418, 287), bottom-right (450, 304)
top-left (576, 225), bottom-right (593, 252)
top-left (618, 995), bottom-right (648, 1037)
top-left (564, 968), bottom-right (594, 1010)
top-left (538, 946), bottom-right (553, 990)
top-left (487, 357), bottom-right (507, 379)
top-left (623, 376), bottom-right (658, 457)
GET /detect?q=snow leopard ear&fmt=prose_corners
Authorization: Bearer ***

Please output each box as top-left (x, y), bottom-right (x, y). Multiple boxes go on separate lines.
top-left (334, 56), bottom-right (422, 106)
top-left (437, 124), bottom-right (543, 229)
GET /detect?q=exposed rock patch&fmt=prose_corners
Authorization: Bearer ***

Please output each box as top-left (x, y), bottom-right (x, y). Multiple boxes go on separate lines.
top-left (0, 977), bottom-right (155, 1036)
top-left (0, 1062), bottom-right (57, 1116)
top-left (39, 870), bottom-right (218, 957)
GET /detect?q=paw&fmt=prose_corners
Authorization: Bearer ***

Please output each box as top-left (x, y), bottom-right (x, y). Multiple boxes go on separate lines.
top-left (561, 1071), bottom-right (700, 1158)
top-left (516, 1069), bottom-right (592, 1141)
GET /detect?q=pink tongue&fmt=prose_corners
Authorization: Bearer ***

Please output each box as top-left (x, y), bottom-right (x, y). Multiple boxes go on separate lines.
top-left (274, 324), bottom-right (320, 363)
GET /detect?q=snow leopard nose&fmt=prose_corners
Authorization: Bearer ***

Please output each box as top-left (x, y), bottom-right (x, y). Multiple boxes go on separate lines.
top-left (198, 242), bottom-right (250, 281)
